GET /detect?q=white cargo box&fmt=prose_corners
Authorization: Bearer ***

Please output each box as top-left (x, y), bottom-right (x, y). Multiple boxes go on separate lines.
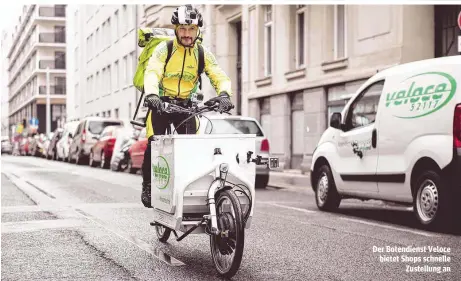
top-left (151, 134), bottom-right (256, 224)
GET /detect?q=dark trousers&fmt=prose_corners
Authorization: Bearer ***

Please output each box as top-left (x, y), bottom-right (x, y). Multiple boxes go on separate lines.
top-left (141, 109), bottom-right (197, 186)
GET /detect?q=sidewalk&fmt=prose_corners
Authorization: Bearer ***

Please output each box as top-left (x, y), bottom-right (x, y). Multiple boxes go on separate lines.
top-left (268, 169), bottom-right (312, 191)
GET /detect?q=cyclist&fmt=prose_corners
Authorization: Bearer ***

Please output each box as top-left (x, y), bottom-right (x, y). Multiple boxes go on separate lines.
top-left (141, 5), bottom-right (233, 208)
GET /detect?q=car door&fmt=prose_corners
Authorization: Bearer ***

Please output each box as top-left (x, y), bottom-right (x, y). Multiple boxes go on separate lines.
top-left (131, 128), bottom-right (147, 168)
top-left (69, 122), bottom-right (82, 160)
top-left (334, 80), bottom-right (385, 194)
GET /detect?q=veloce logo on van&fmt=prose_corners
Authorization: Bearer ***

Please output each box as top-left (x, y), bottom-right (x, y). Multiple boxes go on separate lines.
top-left (385, 72), bottom-right (457, 119)
top-left (152, 156), bottom-right (170, 189)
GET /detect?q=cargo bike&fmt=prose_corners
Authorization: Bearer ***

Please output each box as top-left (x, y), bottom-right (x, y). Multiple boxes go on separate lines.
top-left (131, 94), bottom-right (279, 278)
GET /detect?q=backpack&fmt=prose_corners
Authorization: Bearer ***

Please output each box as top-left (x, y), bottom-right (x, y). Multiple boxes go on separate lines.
top-left (133, 27), bottom-right (205, 95)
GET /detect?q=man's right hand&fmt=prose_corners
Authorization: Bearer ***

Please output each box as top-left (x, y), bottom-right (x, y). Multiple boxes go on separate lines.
top-left (144, 94), bottom-right (162, 111)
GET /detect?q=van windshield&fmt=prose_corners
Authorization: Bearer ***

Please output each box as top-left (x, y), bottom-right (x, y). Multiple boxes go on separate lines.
top-left (205, 119), bottom-right (264, 136)
top-left (88, 121), bottom-right (122, 135)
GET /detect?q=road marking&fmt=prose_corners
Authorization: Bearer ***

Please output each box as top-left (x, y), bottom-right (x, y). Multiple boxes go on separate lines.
top-left (260, 202), bottom-right (316, 214)
top-left (340, 217), bottom-right (438, 237)
top-left (74, 209), bottom-right (186, 267)
top-left (1, 203), bottom-right (143, 214)
top-left (2, 219), bottom-right (85, 233)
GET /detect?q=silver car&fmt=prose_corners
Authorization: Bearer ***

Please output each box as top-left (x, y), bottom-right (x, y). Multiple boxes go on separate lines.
top-left (197, 115), bottom-right (271, 189)
top-left (68, 117), bottom-right (124, 165)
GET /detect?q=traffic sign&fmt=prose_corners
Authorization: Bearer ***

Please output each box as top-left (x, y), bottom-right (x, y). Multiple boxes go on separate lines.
top-left (29, 117), bottom-right (39, 126)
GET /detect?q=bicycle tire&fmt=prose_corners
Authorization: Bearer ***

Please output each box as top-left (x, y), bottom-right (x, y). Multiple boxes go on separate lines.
top-left (210, 189), bottom-right (245, 278)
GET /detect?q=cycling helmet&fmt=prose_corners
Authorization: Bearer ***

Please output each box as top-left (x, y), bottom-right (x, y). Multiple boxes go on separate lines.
top-left (171, 5), bottom-right (203, 27)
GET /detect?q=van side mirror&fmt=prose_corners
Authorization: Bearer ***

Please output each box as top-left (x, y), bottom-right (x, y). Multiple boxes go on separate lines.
top-left (68, 132), bottom-right (73, 139)
top-left (330, 112), bottom-right (342, 130)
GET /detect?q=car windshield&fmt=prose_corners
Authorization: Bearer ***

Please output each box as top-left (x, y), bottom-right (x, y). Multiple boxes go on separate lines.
top-left (88, 121), bottom-right (122, 135)
top-left (205, 119), bottom-right (264, 136)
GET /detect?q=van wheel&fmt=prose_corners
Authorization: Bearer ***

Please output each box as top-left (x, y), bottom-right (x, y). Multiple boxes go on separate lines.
top-left (413, 170), bottom-right (453, 230)
top-left (315, 165), bottom-right (341, 211)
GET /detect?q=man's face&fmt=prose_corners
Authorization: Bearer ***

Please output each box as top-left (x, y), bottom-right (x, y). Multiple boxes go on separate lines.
top-left (177, 25), bottom-right (198, 46)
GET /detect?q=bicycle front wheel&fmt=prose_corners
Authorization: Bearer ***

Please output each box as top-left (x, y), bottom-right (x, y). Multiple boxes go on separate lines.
top-left (210, 189), bottom-right (245, 278)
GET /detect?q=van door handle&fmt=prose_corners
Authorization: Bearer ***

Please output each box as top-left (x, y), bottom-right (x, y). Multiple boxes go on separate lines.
top-left (372, 128), bottom-right (377, 148)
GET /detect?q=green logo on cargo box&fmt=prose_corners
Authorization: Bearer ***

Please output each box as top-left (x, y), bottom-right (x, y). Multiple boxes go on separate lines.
top-left (152, 156), bottom-right (170, 189)
top-left (385, 72), bottom-right (457, 119)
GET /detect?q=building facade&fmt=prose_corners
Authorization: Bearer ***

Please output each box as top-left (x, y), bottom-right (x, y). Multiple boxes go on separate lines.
top-left (7, 4), bottom-right (67, 135)
top-left (178, 4), bottom-right (458, 172)
top-left (66, 4), bottom-right (143, 123)
top-left (2, 31), bottom-right (11, 137)
top-left (68, 4), bottom-right (459, 172)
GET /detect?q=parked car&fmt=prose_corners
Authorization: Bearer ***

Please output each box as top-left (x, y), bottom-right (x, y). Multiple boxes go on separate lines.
top-left (110, 127), bottom-right (140, 172)
top-left (47, 128), bottom-right (64, 160)
top-left (56, 121), bottom-right (80, 161)
top-left (69, 117), bottom-right (125, 165)
top-left (127, 128), bottom-right (147, 174)
top-left (1, 137), bottom-right (13, 154)
top-left (19, 136), bottom-right (32, 156)
top-left (89, 125), bottom-right (123, 169)
top-left (197, 115), bottom-right (271, 188)
top-left (310, 55), bottom-right (461, 230)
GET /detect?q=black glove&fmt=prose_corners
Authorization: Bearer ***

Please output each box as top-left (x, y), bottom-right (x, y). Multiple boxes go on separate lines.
top-left (144, 94), bottom-right (162, 111)
top-left (205, 92), bottom-right (233, 113)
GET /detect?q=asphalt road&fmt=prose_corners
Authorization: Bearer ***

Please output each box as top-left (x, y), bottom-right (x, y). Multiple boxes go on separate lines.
top-left (1, 155), bottom-right (460, 281)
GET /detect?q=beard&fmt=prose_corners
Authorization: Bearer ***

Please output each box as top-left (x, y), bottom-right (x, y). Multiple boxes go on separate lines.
top-left (180, 36), bottom-right (194, 46)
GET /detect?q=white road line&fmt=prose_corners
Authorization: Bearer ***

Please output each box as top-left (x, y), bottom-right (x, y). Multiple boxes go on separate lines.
top-left (2, 219), bottom-right (85, 233)
top-left (340, 217), bottom-right (438, 237)
top-left (74, 209), bottom-right (186, 267)
top-left (260, 202), bottom-right (316, 214)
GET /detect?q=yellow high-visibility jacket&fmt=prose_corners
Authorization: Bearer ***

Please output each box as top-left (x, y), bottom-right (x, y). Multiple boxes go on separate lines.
top-left (144, 38), bottom-right (232, 138)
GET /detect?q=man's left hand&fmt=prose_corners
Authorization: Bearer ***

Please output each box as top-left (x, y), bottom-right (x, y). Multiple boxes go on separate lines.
top-left (216, 92), bottom-right (233, 113)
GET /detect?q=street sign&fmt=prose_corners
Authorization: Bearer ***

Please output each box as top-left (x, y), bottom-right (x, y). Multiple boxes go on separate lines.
top-left (29, 117), bottom-right (39, 127)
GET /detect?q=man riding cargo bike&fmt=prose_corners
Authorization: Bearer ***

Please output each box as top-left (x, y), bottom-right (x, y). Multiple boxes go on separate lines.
top-left (131, 5), bottom-right (279, 278)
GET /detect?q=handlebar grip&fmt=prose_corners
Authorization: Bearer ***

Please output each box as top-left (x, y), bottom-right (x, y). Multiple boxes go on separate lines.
top-left (130, 120), bottom-right (146, 128)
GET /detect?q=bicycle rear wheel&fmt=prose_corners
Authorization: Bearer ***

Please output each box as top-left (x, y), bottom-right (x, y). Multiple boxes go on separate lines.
top-left (210, 189), bottom-right (245, 278)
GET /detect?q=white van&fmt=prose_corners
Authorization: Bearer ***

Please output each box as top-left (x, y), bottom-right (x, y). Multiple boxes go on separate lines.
top-left (310, 55), bottom-right (461, 230)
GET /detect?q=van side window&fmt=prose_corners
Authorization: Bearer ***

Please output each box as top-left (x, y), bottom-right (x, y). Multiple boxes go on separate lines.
top-left (346, 80), bottom-right (385, 130)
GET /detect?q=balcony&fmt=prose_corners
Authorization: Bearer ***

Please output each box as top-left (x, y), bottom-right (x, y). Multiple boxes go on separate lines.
top-left (39, 6), bottom-right (66, 17)
top-left (39, 32), bottom-right (66, 43)
top-left (39, 60), bottom-right (66, 70)
top-left (39, 85), bottom-right (66, 95)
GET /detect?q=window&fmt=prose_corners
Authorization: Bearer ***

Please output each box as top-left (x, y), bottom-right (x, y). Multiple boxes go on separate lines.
top-left (102, 111), bottom-right (106, 117)
top-left (114, 10), bottom-right (119, 41)
top-left (334, 5), bottom-right (346, 59)
top-left (107, 110), bottom-right (111, 117)
top-left (74, 83), bottom-right (79, 107)
top-left (114, 60), bottom-right (119, 90)
top-left (123, 55), bottom-right (128, 86)
top-left (74, 47), bottom-right (79, 71)
top-left (107, 65), bottom-right (111, 94)
top-left (106, 18), bottom-right (111, 46)
top-left (86, 36), bottom-right (90, 60)
top-left (296, 5), bottom-right (306, 67)
top-left (102, 68), bottom-right (106, 95)
top-left (114, 108), bottom-right (119, 118)
top-left (95, 28), bottom-right (100, 54)
top-left (264, 5), bottom-right (272, 76)
top-left (122, 5), bottom-right (128, 34)
top-left (96, 71), bottom-right (100, 96)
top-left (345, 81), bottom-right (384, 130)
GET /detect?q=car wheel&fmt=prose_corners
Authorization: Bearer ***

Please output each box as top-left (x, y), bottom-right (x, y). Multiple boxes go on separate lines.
top-left (68, 152), bottom-right (73, 163)
top-left (255, 174), bottom-right (269, 189)
top-left (413, 170), bottom-right (455, 231)
top-left (315, 164), bottom-right (341, 211)
top-left (127, 157), bottom-right (137, 174)
top-left (89, 152), bottom-right (97, 167)
top-left (100, 151), bottom-right (108, 169)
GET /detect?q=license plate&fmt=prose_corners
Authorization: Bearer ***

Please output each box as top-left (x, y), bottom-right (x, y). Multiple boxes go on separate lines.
top-left (269, 157), bottom-right (279, 169)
